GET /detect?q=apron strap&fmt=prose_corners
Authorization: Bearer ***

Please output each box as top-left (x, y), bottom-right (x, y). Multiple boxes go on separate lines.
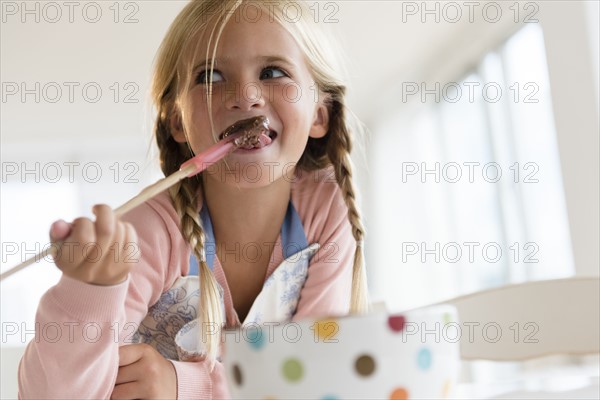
top-left (188, 202), bottom-right (308, 276)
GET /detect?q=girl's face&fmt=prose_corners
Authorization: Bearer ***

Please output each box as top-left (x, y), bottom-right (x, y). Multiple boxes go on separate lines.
top-left (172, 9), bottom-right (329, 188)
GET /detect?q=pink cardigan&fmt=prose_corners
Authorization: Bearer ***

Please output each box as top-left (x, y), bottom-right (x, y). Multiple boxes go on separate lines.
top-left (18, 167), bottom-right (355, 399)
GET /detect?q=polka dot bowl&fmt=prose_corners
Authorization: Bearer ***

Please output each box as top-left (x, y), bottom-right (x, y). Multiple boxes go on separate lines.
top-left (223, 305), bottom-right (460, 399)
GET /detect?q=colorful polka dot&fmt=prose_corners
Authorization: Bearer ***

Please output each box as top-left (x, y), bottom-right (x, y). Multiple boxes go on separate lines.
top-left (314, 319), bottom-right (339, 342)
top-left (389, 387), bottom-right (409, 400)
top-left (388, 315), bottom-right (406, 332)
top-left (417, 348), bottom-right (432, 370)
top-left (232, 364), bottom-right (243, 386)
top-left (226, 311), bottom-right (458, 397)
top-left (246, 326), bottom-right (265, 350)
top-left (282, 358), bottom-right (304, 382)
top-left (354, 354), bottom-right (376, 376)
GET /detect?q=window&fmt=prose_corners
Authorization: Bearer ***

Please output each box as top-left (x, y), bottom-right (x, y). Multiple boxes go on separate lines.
top-left (369, 24), bottom-right (574, 311)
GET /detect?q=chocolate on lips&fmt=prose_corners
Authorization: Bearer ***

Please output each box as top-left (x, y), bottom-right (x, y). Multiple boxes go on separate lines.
top-left (219, 116), bottom-right (276, 150)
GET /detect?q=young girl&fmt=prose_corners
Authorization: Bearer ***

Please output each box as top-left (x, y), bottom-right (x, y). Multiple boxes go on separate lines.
top-left (18, 0), bottom-right (367, 398)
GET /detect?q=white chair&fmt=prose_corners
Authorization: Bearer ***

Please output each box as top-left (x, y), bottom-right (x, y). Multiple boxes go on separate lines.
top-left (440, 277), bottom-right (599, 361)
top-left (438, 277), bottom-right (599, 399)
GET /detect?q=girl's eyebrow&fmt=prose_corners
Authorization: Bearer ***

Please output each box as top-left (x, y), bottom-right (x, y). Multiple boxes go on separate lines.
top-left (256, 55), bottom-right (297, 69)
top-left (193, 55), bottom-right (297, 72)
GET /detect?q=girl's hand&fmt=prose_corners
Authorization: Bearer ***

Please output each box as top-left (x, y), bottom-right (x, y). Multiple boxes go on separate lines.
top-left (49, 204), bottom-right (138, 286)
top-left (111, 344), bottom-right (177, 400)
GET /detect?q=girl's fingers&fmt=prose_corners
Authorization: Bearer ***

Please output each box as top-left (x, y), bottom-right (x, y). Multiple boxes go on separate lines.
top-left (55, 217), bottom-right (95, 268)
top-left (50, 205), bottom-right (137, 285)
top-left (118, 344), bottom-right (146, 366)
top-left (70, 216), bottom-right (96, 245)
top-left (112, 344), bottom-right (172, 399)
top-left (92, 204), bottom-right (116, 253)
top-left (49, 219), bottom-right (71, 242)
top-left (110, 381), bottom-right (144, 400)
top-left (93, 205), bottom-right (127, 274)
top-left (115, 216), bottom-right (127, 248)
top-left (113, 363), bottom-right (139, 385)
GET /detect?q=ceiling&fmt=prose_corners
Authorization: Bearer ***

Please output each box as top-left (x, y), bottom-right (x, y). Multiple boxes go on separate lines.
top-left (1, 1), bottom-right (511, 145)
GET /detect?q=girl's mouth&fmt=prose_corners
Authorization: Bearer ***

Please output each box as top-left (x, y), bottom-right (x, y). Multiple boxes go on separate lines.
top-left (218, 116), bottom-right (277, 151)
top-left (236, 129), bottom-right (277, 151)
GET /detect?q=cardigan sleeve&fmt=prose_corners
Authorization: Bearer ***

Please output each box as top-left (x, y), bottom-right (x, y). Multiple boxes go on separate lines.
top-left (18, 196), bottom-right (193, 399)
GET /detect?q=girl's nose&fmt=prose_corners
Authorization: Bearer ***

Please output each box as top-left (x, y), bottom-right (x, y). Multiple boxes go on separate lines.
top-left (224, 82), bottom-right (266, 111)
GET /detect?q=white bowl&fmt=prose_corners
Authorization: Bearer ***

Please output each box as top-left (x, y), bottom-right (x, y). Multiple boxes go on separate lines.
top-left (223, 305), bottom-right (460, 399)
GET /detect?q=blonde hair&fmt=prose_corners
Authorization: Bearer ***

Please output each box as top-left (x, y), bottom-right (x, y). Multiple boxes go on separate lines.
top-left (151, 0), bottom-right (368, 366)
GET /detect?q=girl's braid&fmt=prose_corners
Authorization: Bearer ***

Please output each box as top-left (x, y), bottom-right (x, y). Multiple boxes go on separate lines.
top-left (325, 99), bottom-right (369, 313)
top-left (155, 105), bottom-right (224, 364)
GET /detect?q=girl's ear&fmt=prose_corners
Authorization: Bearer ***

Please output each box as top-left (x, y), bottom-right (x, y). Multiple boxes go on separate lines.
top-left (170, 109), bottom-right (187, 143)
top-left (309, 101), bottom-right (330, 139)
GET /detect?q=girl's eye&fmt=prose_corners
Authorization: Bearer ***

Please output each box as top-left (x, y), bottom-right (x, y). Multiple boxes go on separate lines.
top-left (260, 67), bottom-right (287, 80)
top-left (196, 69), bottom-right (224, 84)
